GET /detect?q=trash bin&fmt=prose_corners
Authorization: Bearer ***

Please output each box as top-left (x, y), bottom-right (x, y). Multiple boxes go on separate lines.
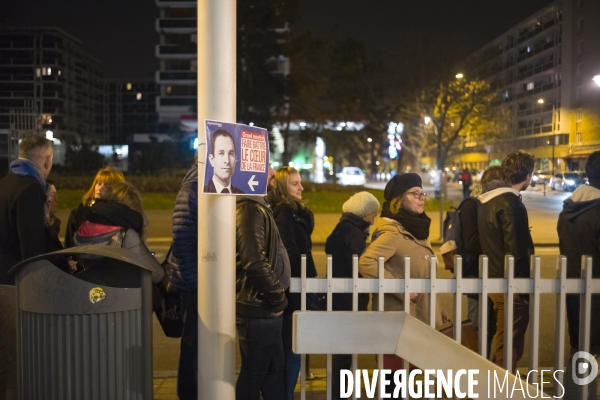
top-left (9, 245), bottom-right (155, 400)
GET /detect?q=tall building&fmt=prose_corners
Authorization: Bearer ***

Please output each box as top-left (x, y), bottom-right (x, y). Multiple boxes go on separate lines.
top-left (103, 79), bottom-right (159, 143)
top-left (448, 0), bottom-right (600, 172)
top-left (155, 0), bottom-right (197, 125)
top-left (0, 27), bottom-right (104, 144)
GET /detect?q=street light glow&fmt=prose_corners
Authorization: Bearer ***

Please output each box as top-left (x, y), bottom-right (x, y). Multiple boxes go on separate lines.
top-left (424, 116), bottom-right (431, 125)
top-left (537, 99), bottom-right (544, 104)
top-left (367, 138), bottom-right (372, 142)
top-left (593, 75), bottom-right (600, 86)
top-left (455, 73), bottom-right (464, 79)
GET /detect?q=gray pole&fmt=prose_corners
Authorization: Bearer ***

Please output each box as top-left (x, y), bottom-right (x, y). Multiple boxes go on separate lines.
top-left (197, 0), bottom-right (237, 398)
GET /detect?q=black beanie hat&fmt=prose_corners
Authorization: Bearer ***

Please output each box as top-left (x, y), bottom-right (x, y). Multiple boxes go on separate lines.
top-left (383, 173), bottom-right (423, 201)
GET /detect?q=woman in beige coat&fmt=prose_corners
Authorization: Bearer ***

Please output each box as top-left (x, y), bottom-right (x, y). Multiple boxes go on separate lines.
top-left (359, 173), bottom-right (447, 374)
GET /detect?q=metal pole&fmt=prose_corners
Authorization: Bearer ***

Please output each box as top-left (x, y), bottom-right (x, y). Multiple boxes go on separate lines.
top-left (197, 0), bottom-right (237, 399)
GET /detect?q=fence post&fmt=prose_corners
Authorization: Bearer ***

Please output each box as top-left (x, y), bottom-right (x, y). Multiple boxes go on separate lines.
top-left (578, 255), bottom-right (593, 400)
top-left (504, 255), bottom-right (515, 371)
top-left (377, 256), bottom-right (385, 400)
top-left (453, 255), bottom-right (463, 348)
top-left (428, 256), bottom-right (437, 328)
top-left (326, 255), bottom-right (333, 400)
top-left (403, 256), bottom-right (411, 400)
top-left (528, 256), bottom-right (541, 384)
top-left (479, 255), bottom-right (490, 359)
top-left (553, 256), bottom-right (567, 398)
top-left (301, 255), bottom-right (307, 400)
top-left (352, 255), bottom-right (359, 400)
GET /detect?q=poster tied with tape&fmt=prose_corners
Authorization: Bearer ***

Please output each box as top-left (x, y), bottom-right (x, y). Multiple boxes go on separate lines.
top-left (203, 120), bottom-right (269, 196)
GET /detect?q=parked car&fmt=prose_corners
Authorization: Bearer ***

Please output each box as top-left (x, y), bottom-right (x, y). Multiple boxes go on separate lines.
top-left (531, 170), bottom-right (552, 187)
top-left (337, 167), bottom-right (366, 186)
top-left (550, 172), bottom-right (585, 191)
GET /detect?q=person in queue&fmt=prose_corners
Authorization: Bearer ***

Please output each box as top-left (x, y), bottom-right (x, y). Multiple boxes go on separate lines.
top-left (267, 166), bottom-right (318, 400)
top-left (359, 173), bottom-right (447, 395)
top-left (64, 167), bottom-right (125, 248)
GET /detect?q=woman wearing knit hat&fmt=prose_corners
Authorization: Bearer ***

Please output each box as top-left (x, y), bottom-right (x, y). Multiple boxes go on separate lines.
top-left (359, 173), bottom-right (447, 389)
top-left (325, 191), bottom-right (380, 400)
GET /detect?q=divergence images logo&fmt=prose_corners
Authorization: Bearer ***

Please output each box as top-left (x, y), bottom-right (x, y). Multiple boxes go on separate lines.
top-left (572, 351), bottom-right (598, 386)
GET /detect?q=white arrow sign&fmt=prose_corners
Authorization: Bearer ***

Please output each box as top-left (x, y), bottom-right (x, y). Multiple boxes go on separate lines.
top-left (248, 175), bottom-right (258, 192)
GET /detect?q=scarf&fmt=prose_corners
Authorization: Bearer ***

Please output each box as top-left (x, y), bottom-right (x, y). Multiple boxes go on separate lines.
top-left (392, 208), bottom-right (431, 240)
top-left (10, 159), bottom-right (47, 190)
top-left (86, 199), bottom-right (144, 236)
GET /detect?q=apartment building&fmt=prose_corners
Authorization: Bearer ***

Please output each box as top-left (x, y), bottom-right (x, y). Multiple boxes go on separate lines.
top-left (103, 79), bottom-right (159, 143)
top-left (450, 0), bottom-right (600, 172)
top-left (0, 27), bottom-right (104, 144)
top-left (155, 0), bottom-right (197, 125)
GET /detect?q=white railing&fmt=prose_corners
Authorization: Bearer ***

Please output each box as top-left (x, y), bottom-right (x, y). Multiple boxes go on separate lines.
top-left (290, 254), bottom-right (600, 400)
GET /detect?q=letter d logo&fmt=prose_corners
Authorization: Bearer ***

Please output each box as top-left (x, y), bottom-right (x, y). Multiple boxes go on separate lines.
top-left (572, 351), bottom-right (598, 386)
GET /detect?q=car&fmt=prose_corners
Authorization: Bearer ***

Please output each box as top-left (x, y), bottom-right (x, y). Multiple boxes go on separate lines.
top-left (531, 171), bottom-right (552, 187)
top-left (337, 167), bottom-right (366, 186)
top-left (550, 172), bottom-right (585, 191)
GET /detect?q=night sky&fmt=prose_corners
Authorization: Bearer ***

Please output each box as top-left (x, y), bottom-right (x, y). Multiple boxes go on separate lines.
top-left (1, 0), bottom-right (554, 79)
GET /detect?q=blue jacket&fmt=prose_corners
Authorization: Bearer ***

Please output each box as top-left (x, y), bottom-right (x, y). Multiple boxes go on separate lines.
top-left (171, 161), bottom-right (198, 291)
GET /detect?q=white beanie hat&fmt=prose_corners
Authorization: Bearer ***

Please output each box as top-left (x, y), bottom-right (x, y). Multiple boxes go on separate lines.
top-left (342, 191), bottom-right (380, 218)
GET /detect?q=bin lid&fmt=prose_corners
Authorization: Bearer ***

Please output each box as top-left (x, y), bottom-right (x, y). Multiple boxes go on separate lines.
top-left (9, 245), bottom-right (157, 275)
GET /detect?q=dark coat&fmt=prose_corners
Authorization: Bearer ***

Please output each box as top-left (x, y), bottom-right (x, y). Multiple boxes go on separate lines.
top-left (458, 197), bottom-right (482, 278)
top-left (557, 185), bottom-right (600, 353)
top-left (203, 179), bottom-right (244, 194)
top-left (171, 162), bottom-right (199, 291)
top-left (64, 203), bottom-right (86, 248)
top-left (236, 196), bottom-right (288, 317)
top-left (325, 213), bottom-right (370, 311)
top-left (0, 171), bottom-right (47, 284)
top-left (477, 180), bottom-right (534, 279)
top-left (271, 201), bottom-right (317, 312)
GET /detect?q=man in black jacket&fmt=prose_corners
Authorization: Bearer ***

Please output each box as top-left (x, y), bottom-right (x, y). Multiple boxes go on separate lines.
top-left (235, 165), bottom-right (289, 400)
top-left (477, 150), bottom-right (535, 372)
top-left (557, 151), bottom-right (600, 398)
top-left (0, 135), bottom-right (53, 400)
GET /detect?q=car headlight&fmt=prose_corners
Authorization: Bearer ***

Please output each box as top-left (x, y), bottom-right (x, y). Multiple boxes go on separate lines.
top-left (567, 180), bottom-right (575, 185)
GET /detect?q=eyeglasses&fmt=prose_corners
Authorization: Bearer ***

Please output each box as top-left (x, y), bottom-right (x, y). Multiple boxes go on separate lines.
top-left (407, 191), bottom-right (427, 200)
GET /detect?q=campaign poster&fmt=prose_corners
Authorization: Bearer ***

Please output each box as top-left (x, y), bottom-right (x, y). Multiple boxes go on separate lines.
top-left (202, 120), bottom-right (269, 195)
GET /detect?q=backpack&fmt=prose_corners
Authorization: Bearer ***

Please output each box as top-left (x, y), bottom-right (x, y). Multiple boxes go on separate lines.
top-left (441, 198), bottom-right (477, 273)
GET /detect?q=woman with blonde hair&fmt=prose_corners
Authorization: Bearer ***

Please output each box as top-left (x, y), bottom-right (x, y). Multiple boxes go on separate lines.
top-left (359, 173), bottom-right (447, 393)
top-left (65, 168), bottom-right (125, 247)
top-left (267, 166), bottom-right (318, 400)
top-left (72, 181), bottom-right (163, 283)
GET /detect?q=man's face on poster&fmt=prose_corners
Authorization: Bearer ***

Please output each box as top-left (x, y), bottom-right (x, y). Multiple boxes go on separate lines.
top-left (209, 134), bottom-right (236, 185)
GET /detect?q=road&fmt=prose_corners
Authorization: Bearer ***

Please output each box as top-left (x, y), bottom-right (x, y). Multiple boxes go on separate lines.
top-left (53, 182), bottom-right (576, 374)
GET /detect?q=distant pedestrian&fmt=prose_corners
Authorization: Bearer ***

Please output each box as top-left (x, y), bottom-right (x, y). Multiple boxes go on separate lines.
top-left (235, 165), bottom-right (289, 400)
top-left (268, 166), bottom-right (318, 400)
top-left (326, 191), bottom-right (379, 400)
top-left (170, 158), bottom-right (200, 400)
top-left (557, 151), bottom-right (600, 399)
top-left (461, 168), bottom-right (473, 198)
top-left (0, 135), bottom-right (54, 400)
top-left (359, 173), bottom-right (447, 395)
top-left (64, 167), bottom-right (125, 248)
top-left (477, 151), bottom-right (535, 372)
top-left (455, 166), bottom-right (502, 355)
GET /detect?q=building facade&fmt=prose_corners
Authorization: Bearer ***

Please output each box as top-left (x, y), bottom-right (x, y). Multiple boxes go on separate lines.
top-left (0, 27), bottom-right (104, 145)
top-left (448, 0), bottom-right (600, 173)
top-left (155, 0), bottom-right (198, 125)
top-left (103, 79), bottom-right (159, 143)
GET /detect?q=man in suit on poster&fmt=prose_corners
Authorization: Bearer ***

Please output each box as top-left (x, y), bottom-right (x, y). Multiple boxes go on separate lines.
top-left (204, 129), bottom-right (244, 194)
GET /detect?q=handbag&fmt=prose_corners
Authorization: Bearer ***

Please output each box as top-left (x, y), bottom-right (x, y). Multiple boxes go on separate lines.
top-left (438, 319), bottom-right (479, 353)
top-left (152, 245), bottom-right (184, 338)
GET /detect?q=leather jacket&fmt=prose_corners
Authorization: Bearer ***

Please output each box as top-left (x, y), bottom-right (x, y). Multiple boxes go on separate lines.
top-left (236, 196), bottom-right (288, 318)
top-left (477, 181), bottom-right (534, 279)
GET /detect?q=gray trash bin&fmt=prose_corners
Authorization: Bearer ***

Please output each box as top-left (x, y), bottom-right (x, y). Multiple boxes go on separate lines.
top-left (9, 245), bottom-right (155, 400)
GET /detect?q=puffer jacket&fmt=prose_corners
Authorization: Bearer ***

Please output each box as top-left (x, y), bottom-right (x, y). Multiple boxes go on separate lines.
top-left (359, 219), bottom-right (445, 329)
top-left (477, 180), bottom-right (534, 279)
top-left (170, 161), bottom-right (199, 291)
top-left (557, 184), bottom-right (600, 354)
top-left (236, 196), bottom-right (288, 317)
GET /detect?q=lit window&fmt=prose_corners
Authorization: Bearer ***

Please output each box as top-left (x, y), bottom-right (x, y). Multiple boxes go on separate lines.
top-left (576, 132), bottom-right (582, 143)
top-left (126, 83), bottom-right (132, 90)
top-left (136, 93), bottom-right (142, 100)
top-left (166, 86), bottom-right (172, 94)
top-left (527, 46), bottom-right (531, 53)
top-left (527, 82), bottom-right (534, 91)
top-left (58, 70), bottom-right (61, 76)
top-left (36, 68), bottom-right (41, 77)
top-left (47, 68), bottom-right (51, 75)
top-left (576, 108), bottom-right (583, 122)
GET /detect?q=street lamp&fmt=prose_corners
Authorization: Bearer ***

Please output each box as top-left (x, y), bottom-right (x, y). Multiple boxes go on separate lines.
top-left (455, 73), bottom-right (464, 79)
top-left (424, 116), bottom-right (431, 125)
top-left (593, 75), bottom-right (600, 87)
top-left (367, 137), bottom-right (372, 142)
